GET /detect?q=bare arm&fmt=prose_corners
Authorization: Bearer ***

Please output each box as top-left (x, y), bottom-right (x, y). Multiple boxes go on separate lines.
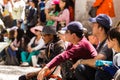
top-left (72, 53), bottom-right (107, 69)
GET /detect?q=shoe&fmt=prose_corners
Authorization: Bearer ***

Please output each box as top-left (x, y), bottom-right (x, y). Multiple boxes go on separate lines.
top-left (20, 62), bottom-right (29, 67)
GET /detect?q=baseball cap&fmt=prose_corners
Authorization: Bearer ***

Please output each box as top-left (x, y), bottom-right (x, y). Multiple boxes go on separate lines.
top-left (89, 14), bottom-right (112, 29)
top-left (62, 21), bottom-right (84, 33)
top-left (51, 0), bottom-right (59, 5)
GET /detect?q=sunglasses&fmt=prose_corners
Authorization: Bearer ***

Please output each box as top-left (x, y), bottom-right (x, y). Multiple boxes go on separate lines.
top-left (35, 29), bottom-right (40, 32)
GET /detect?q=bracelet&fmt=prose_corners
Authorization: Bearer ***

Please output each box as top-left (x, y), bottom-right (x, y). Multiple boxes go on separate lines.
top-left (79, 59), bottom-right (83, 64)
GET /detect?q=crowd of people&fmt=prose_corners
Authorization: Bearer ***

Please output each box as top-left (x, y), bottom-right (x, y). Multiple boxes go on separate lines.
top-left (0, 0), bottom-right (120, 80)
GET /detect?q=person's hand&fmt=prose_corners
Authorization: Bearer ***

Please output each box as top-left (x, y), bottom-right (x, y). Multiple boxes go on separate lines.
top-left (37, 66), bottom-right (49, 80)
top-left (50, 16), bottom-right (55, 20)
top-left (72, 59), bottom-right (83, 69)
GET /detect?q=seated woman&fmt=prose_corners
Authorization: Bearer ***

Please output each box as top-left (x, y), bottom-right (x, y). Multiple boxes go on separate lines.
top-left (5, 29), bottom-right (24, 65)
top-left (105, 27), bottom-right (120, 77)
top-left (20, 26), bottom-right (45, 66)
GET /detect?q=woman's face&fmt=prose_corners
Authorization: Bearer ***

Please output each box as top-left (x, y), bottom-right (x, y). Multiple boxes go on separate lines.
top-left (34, 30), bottom-right (41, 36)
top-left (51, 4), bottom-right (56, 10)
top-left (107, 37), bottom-right (115, 49)
top-left (59, 0), bottom-right (65, 10)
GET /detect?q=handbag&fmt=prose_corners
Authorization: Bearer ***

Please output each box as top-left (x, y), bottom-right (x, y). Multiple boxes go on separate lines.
top-left (89, 0), bottom-right (104, 17)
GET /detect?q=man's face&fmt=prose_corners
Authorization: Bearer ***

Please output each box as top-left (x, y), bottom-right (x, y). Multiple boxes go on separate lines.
top-left (92, 22), bottom-right (100, 36)
top-left (42, 34), bottom-right (53, 44)
top-left (65, 30), bottom-right (73, 42)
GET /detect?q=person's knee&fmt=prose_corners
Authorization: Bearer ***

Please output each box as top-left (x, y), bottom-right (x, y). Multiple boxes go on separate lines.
top-left (76, 64), bottom-right (86, 72)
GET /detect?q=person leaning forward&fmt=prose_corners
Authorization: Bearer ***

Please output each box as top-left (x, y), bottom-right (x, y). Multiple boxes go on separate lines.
top-left (37, 21), bottom-right (97, 80)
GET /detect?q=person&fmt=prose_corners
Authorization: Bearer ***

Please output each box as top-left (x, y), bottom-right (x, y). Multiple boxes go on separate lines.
top-left (37, 21), bottom-right (97, 80)
top-left (19, 26), bottom-right (66, 80)
top-left (85, 32), bottom-right (99, 48)
top-left (26, 0), bottom-right (38, 39)
top-left (72, 14), bottom-right (113, 80)
top-left (4, 28), bottom-right (24, 65)
top-left (92, 0), bottom-right (115, 17)
top-left (103, 27), bottom-right (120, 77)
top-left (46, 0), bottom-right (60, 27)
top-left (20, 26), bottom-right (45, 66)
top-left (50, 0), bottom-right (70, 31)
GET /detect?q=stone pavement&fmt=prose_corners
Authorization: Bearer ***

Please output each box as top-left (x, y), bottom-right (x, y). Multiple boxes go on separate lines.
top-left (0, 65), bottom-right (41, 80)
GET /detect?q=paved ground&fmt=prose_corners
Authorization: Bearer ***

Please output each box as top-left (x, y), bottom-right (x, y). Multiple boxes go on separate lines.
top-left (0, 65), bottom-right (41, 80)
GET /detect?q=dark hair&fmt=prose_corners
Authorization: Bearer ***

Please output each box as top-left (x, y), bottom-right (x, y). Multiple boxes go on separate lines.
top-left (61, 0), bottom-right (69, 9)
top-left (16, 29), bottom-right (24, 43)
top-left (1, 29), bottom-right (7, 34)
top-left (69, 30), bottom-right (83, 38)
top-left (54, 4), bottom-right (61, 13)
top-left (108, 27), bottom-right (120, 47)
top-left (9, 30), bottom-right (15, 41)
top-left (98, 23), bottom-right (110, 34)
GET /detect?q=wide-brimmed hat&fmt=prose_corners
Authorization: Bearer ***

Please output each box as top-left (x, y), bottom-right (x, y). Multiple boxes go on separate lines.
top-left (30, 26), bottom-right (43, 34)
top-left (42, 26), bottom-right (56, 35)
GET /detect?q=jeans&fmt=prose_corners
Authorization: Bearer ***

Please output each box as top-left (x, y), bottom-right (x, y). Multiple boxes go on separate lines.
top-left (95, 69), bottom-right (113, 80)
top-left (75, 64), bottom-right (96, 80)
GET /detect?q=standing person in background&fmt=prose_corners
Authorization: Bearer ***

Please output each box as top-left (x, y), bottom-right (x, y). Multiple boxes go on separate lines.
top-left (72, 14), bottom-right (113, 80)
top-left (26, 0), bottom-right (38, 39)
top-left (46, 0), bottom-right (60, 27)
top-left (1, 0), bottom-right (13, 28)
top-left (38, 0), bottom-right (46, 25)
top-left (92, 0), bottom-right (115, 17)
top-left (50, 0), bottom-right (70, 31)
top-left (10, 0), bottom-right (25, 26)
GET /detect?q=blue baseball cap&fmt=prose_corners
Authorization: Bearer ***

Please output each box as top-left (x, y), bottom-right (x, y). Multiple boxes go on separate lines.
top-left (62, 21), bottom-right (84, 33)
top-left (89, 14), bottom-right (112, 29)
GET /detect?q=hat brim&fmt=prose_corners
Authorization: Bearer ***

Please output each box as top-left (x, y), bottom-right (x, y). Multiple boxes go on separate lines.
top-left (30, 26), bottom-right (43, 34)
top-left (89, 18), bottom-right (97, 23)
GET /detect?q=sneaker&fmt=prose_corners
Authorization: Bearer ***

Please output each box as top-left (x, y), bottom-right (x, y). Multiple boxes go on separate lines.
top-left (20, 62), bottom-right (29, 67)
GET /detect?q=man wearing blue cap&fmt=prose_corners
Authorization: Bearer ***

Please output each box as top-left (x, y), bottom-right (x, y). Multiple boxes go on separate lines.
top-left (72, 14), bottom-right (113, 80)
top-left (37, 21), bottom-right (97, 80)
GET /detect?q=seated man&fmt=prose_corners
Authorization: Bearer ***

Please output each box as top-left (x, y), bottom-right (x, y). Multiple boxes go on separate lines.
top-left (37, 21), bottom-right (97, 80)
